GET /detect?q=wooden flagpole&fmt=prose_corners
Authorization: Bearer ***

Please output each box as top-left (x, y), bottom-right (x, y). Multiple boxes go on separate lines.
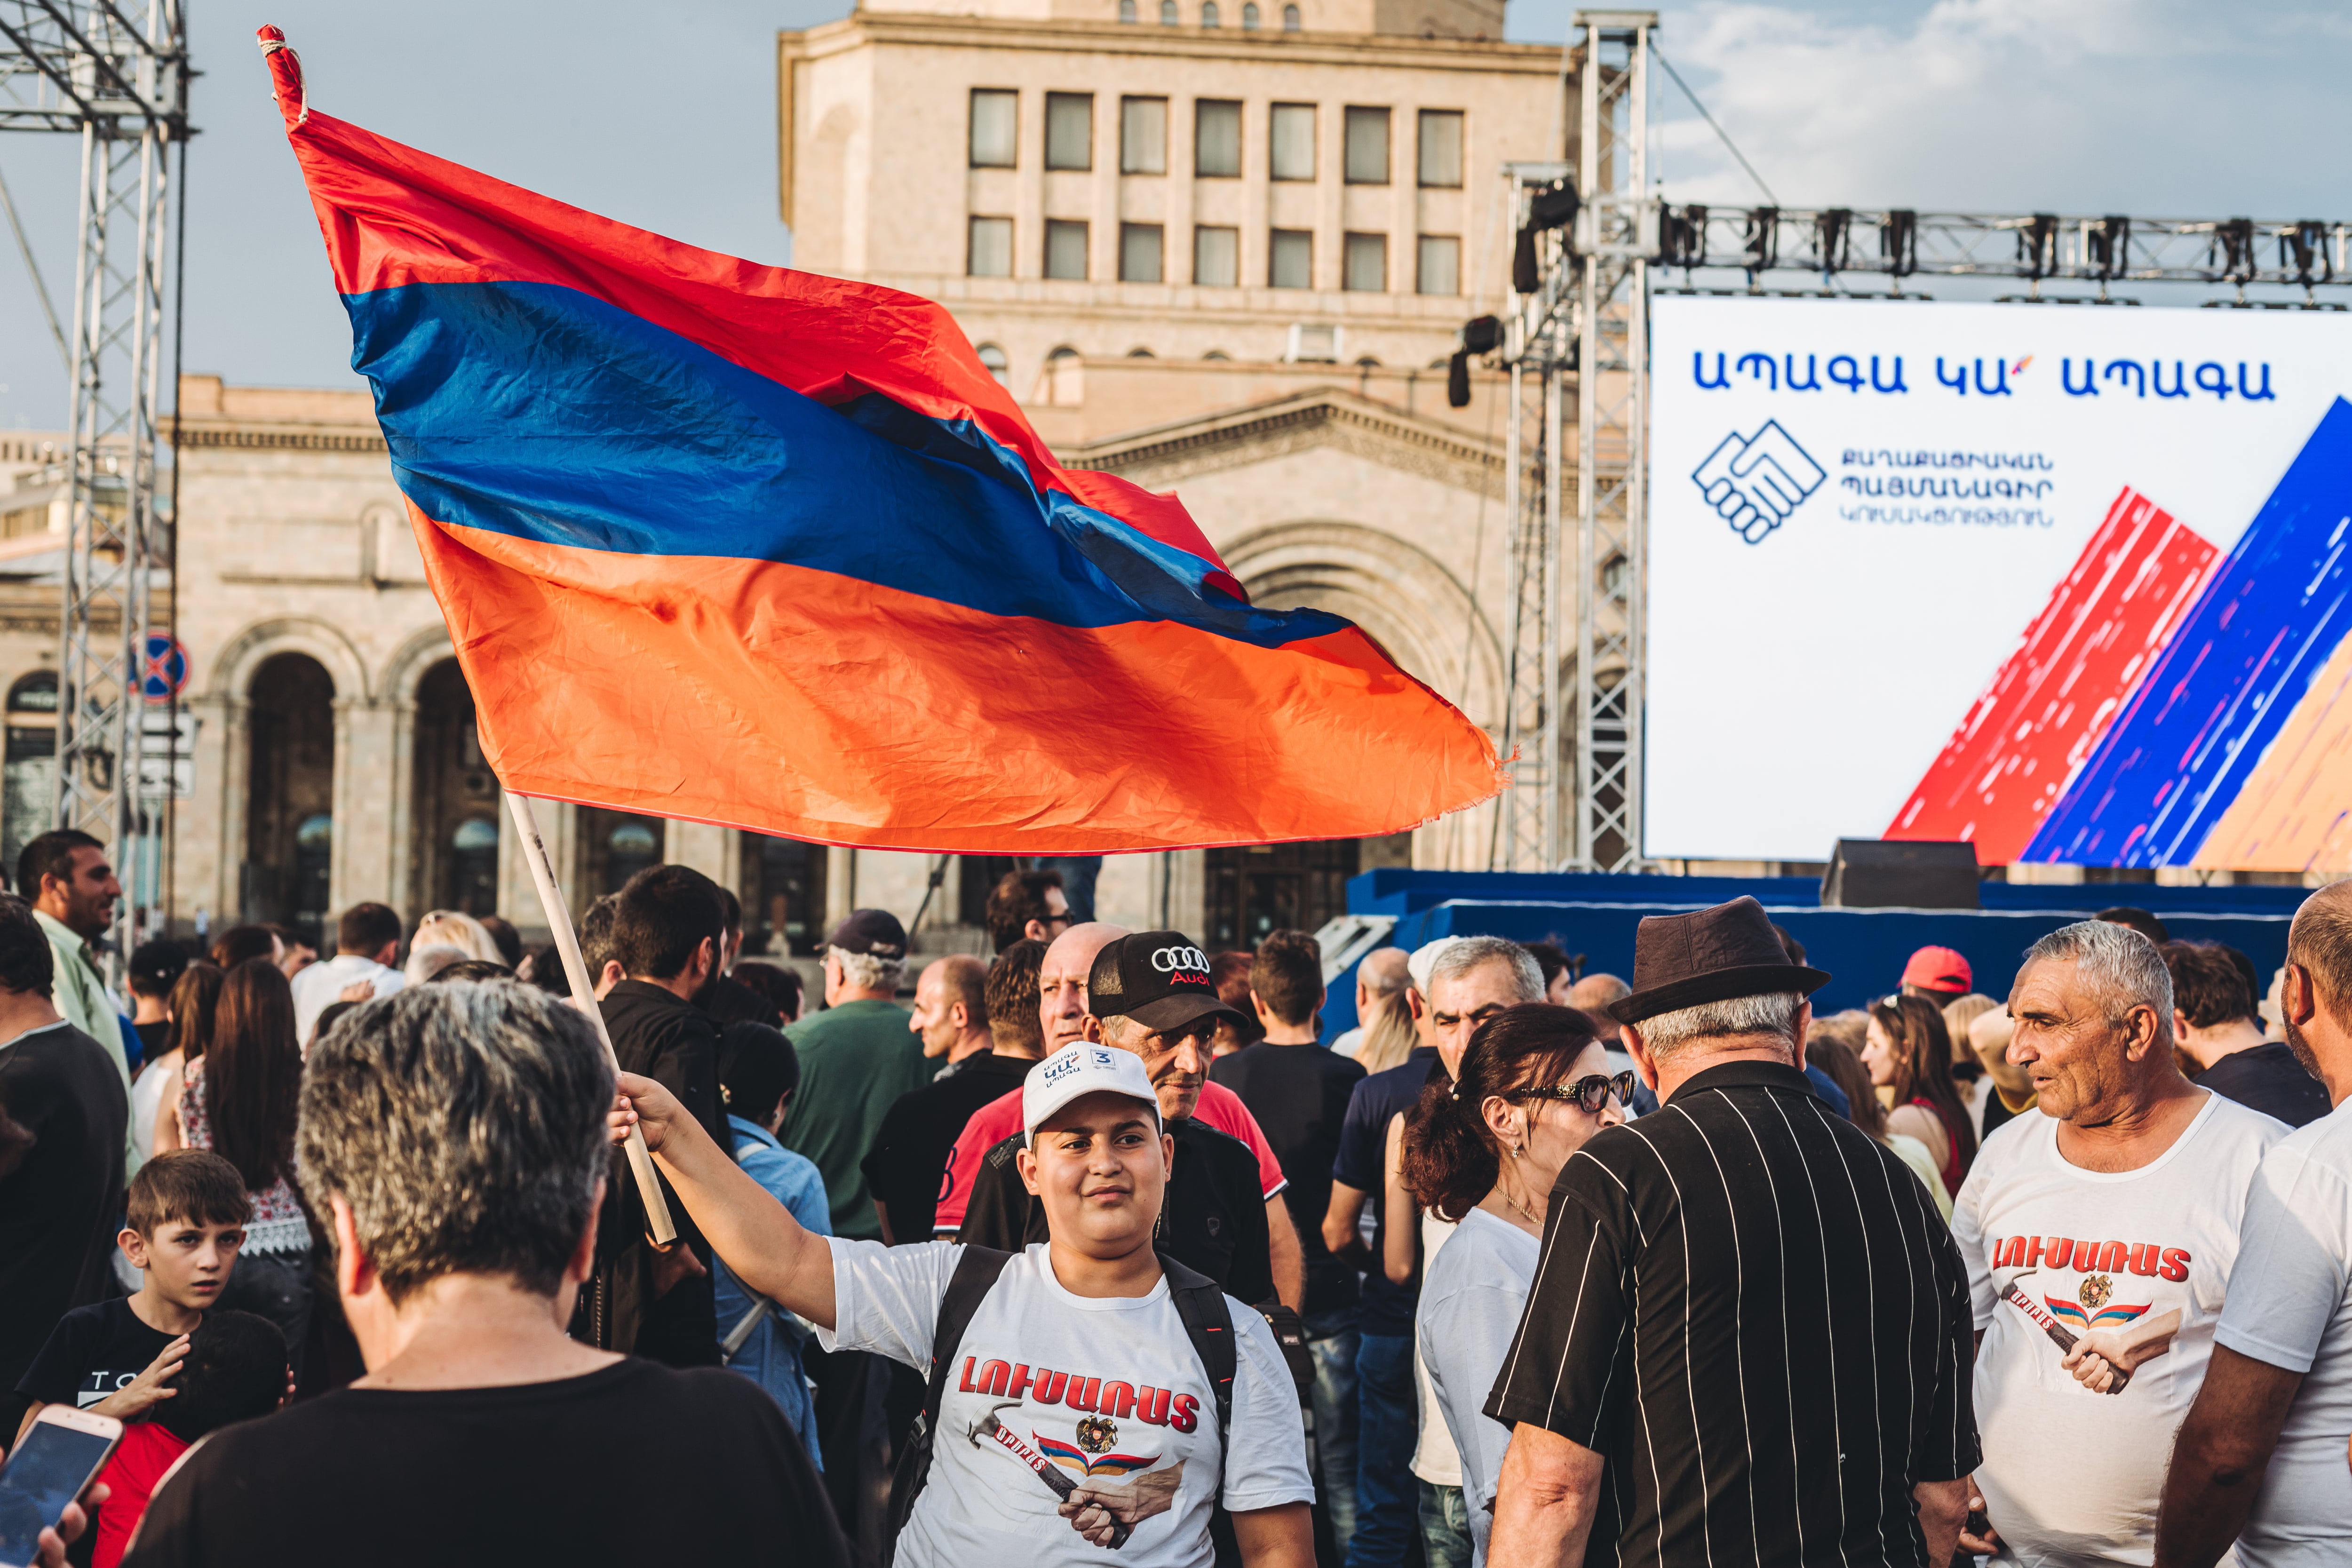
top-left (506, 790), bottom-right (678, 1247)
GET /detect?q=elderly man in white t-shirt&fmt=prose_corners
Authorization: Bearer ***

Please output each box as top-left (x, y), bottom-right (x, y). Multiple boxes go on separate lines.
top-left (2155, 881), bottom-right (2352, 1568)
top-left (1952, 919), bottom-right (2288, 1564)
top-left (615, 1036), bottom-right (1317, 1568)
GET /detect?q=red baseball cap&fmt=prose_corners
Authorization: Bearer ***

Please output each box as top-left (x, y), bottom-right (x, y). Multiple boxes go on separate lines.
top-left (1900, 945), bottom-right (1971, 994)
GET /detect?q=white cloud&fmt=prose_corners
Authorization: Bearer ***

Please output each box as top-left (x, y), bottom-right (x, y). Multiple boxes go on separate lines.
top-left (1648, 0), bottom-right (2352, 215)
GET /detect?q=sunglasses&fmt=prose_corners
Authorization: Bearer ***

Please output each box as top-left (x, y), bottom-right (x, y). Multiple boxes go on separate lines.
top-left (1507, 1071), bottom-right (1636, 1114)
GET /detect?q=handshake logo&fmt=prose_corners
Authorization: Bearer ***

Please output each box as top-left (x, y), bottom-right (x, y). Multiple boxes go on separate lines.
top-left (1691, 421), bottom-right (1825, 544)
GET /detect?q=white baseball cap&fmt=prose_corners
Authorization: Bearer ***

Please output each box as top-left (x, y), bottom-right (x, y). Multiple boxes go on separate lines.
top-left (1022, 1043), bottom-right (1161, 1146)
top-left (1408, 935), bottom-right (1471, 992)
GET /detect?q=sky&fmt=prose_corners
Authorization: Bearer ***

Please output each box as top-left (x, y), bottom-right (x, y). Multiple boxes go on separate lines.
top-left (0, 0), bottom-right (2345, 429)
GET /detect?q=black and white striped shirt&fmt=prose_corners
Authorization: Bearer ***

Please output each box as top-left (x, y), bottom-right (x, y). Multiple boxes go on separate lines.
top-left (1486, 1059), bottom-right (1979, 1568)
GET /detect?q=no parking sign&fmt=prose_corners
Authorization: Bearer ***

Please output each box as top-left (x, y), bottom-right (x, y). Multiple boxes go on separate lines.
top-left (141, 634), bottom-right (188, 702)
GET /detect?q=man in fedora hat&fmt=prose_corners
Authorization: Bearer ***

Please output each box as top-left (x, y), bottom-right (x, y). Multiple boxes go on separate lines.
top-left (1483, 896), bottom-right (1979, 1568)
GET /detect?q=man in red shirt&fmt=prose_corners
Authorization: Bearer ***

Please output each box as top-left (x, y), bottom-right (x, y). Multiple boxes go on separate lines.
top-left (931, 923), bottom-right (1303, 1307)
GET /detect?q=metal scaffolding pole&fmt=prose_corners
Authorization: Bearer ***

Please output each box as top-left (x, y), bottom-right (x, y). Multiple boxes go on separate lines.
top-left (1491, 163), bottom-right (1572, 872)
top-left (1568, 10), bottom-right (1650, 872)
top-left (0, 1), bottom-right (190, 976)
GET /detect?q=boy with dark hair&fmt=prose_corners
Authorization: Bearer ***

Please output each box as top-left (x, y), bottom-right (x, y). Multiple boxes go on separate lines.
top-left (92, 1310), bottom-right (287, 1568)
top-left (584, 865), bottom-right (730, 1366)
top-left (14, 1150), bottom-right (250, 1448)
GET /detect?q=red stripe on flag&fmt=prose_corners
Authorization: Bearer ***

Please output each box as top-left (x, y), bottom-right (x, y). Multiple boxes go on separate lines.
top-left (1885, 486), bottom-right (2217, 863)
top-left (416, 506), bottom-right (1503, 853)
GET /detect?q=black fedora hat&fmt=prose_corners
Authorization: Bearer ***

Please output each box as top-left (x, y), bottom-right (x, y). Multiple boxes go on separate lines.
top-left (1609, 895), bottom-right (1830, 1025)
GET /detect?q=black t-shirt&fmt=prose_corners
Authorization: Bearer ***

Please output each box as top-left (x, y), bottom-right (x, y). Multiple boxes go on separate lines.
top-left (957, 1116), bottom-right (1276, 1306)
top-left (1980, 1085), bottom-right (2026, 1140)
top-left (580, 983), bottom-right (728, 1366)
top-left (2200, 1042), bottom-right (2333, 1129)
top-left (860, 1051), bottom-right (1031, 1243)
top-left (15, 1297), bottom-right (176, 1412)
top-left (0, 1023), bottom-right (128, 1397)
top-left (133, 1020), bottom-right (171, 1062)
top-left (1209, 1041), bottom-right (1365, 1315)
top-left (122, 1357), bottom-right (849, 1568)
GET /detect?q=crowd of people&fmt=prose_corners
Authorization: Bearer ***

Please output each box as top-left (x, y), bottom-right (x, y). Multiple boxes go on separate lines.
top-left (4, 828), bottom-right (2352, 1568)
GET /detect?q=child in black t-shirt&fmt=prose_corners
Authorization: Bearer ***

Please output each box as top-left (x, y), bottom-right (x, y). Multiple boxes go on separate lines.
top-left (11, 1150), bottom-right (251, 1448)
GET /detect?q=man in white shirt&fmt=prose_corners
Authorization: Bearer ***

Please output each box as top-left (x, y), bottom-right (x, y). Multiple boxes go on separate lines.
top-left (615, 1039), bottom-right (1317, 1568)
top-left (2155, 881), bottom-right (2352, 1568)
top-left (288, 902), bottom-right (407, 1043)
top-left (1952, 918), bottom-right (2288, 1565)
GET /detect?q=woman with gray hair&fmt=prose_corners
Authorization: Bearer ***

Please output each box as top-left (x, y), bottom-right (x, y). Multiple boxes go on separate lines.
top-left (124, 981), bottom-right (846, 1567)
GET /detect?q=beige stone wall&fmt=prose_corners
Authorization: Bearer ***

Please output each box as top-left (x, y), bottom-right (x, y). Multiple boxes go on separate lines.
top-left (781, 11), bottom-right (1564, 406)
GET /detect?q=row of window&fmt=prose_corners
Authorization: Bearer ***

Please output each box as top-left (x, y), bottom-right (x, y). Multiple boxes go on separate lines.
top-left (1116, 0), bottom-right (1301, 25)
top-left (969, 215), bottom-right (1461, 293)
top-left (971, 91), bottom-right (1464, 186)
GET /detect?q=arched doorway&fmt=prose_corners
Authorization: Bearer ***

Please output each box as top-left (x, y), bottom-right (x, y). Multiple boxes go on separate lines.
top-left (409, 660), bottom-right (501, 918)
top-left (2, 672), bottom-right (56, 885)
top-left (245, 653), bottom-right (335, 945)
top-left (581, 808), bottom-right (665, 896)
top-left (739, 834), bottom-right (827, 955)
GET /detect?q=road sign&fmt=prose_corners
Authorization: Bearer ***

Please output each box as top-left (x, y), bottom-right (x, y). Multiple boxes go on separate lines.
top-left (141, 635), bottom-right (189, 702)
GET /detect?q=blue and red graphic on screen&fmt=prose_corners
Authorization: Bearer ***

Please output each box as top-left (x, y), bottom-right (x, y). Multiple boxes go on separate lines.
top-left (1890, 397), bottom-right (2352, 871)
top-left (257, 28), bottom-right (1501, 856)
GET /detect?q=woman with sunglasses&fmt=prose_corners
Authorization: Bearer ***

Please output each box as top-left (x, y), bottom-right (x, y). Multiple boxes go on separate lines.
top-left (1398, 1003), bottom-right (1627, 1566)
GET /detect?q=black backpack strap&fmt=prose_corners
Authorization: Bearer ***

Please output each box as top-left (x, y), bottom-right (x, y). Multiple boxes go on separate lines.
top-left (884, 1244), bottom-right (1014, 1563)
top-left (1160, 1254), bottom-right (1238, 1464)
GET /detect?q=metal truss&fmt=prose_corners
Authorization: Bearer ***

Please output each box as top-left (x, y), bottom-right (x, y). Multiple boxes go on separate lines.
top-left (1492, 293), bottom-right (1565, 872)
top-left (0, 1), bottom-right (188, 975)
top-left (1656, 207), bottom-right (2352, 301)
top-left (1490, 11), bottom-right (1653, 874)
top-left (1568, 12), bottom-right (1649, 872)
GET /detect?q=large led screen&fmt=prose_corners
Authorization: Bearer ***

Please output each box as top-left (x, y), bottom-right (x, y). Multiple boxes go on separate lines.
top-left (1647, 294), bottom-right (2352, 869)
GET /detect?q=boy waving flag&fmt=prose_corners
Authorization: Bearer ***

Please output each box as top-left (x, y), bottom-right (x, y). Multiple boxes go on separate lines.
top-left (255, 27), bottom-right (1502, 854)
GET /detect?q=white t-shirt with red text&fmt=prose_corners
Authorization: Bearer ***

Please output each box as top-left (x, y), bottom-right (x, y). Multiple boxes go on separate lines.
top-left (821, 1239), bottom-right (1312, 1568)
top-left (1952, 1091), bottom-right (2287, 1566)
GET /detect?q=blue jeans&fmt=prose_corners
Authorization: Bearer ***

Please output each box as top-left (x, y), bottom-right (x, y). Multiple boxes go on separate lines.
top-left (1303, 1307), bottom-right (1360, 1557)
top-left (1348, 1333), bottom-right (1417, 1568)
top-left (1419, 1482), bottom-right (1471, 1568)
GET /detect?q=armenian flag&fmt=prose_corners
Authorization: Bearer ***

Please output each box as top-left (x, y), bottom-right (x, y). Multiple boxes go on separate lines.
top-left (259, 28), bottom-right (1503, 854)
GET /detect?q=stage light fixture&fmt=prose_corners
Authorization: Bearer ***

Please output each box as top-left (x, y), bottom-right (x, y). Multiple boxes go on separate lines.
top-left (2089, 215), bottom-right (2130, 281)
top-left (1880, 210), bottom-right (1916, 279)
top-left (1742, 206), bottom-right (1778, 276)
top-left (1446, 314), bottom-right (1503, 408)
top-left (1512, 179), bottom-right (1579, 294)
top-left (1658, 204), bottom-right (1706, 270)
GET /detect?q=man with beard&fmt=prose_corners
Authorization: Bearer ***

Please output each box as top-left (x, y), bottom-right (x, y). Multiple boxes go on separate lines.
top-left (2156, 880), bottom-right (2352, 1568)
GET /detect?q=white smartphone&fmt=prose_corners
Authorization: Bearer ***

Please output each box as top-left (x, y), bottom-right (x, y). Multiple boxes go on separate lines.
top-left (0, 1406), bottom-right (121, 1568)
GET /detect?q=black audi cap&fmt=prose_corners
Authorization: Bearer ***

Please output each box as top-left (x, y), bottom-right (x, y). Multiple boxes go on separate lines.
top-left (1087, 931), bottom-right (1249, 1035)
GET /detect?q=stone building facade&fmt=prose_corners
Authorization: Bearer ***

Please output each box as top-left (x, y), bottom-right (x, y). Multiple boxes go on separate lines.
top-left (0, 0), bottom-right (1580, 958)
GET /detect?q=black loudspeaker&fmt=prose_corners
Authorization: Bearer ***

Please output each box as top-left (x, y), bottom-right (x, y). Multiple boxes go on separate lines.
top-left (1820, 839), bottom-right (1979, 910)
